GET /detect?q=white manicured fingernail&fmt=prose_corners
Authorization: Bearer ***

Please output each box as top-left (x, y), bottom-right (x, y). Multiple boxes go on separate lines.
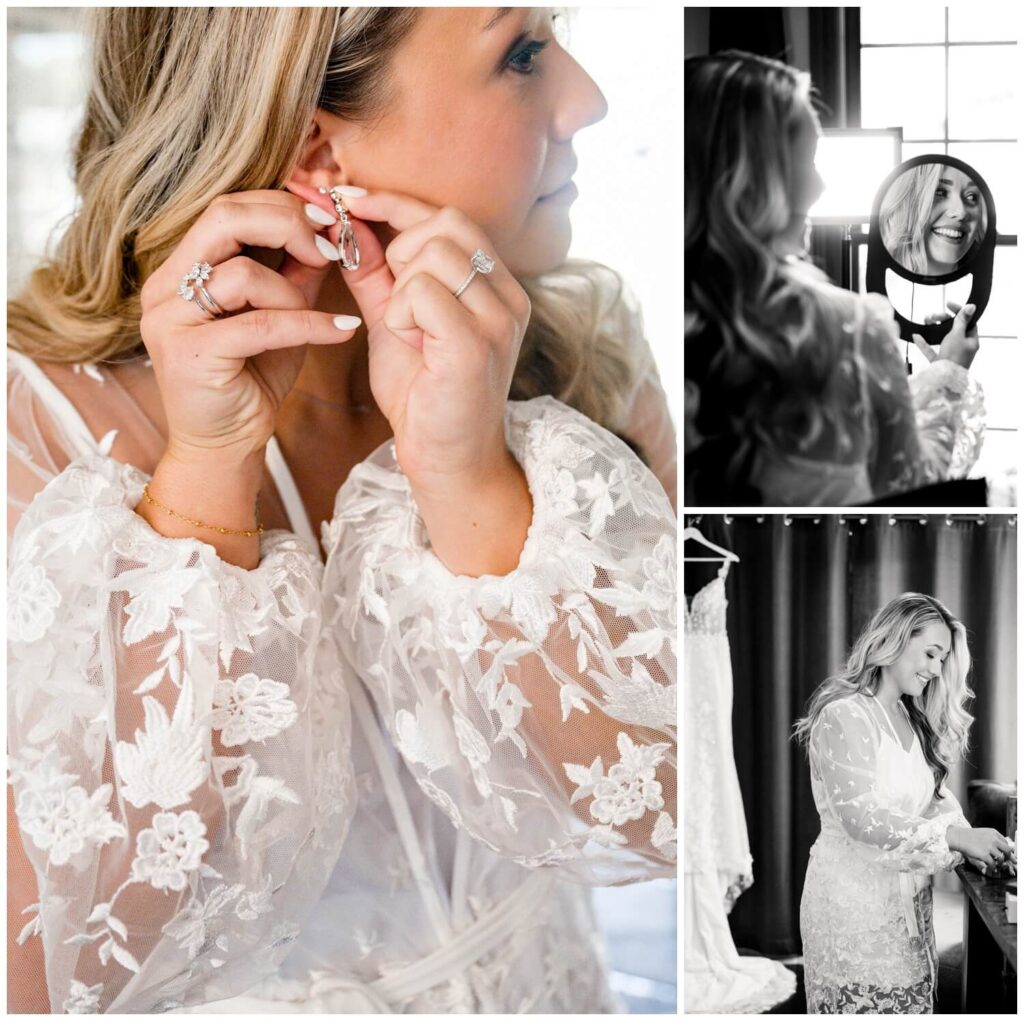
top-left (305, 203), bottom-right (337, 226)
top-left (333, 315), bottom-right (362, 330)
top-left (335, 185), bottom-right (367, 198)
top-left (315, 235), bottom-right (341, 261)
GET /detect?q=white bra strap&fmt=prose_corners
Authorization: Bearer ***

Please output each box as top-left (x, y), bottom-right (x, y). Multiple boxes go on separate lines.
top-left (8, 350), bottom-right (98, 460)
top-left (265, 435), bottom-right (319, 553)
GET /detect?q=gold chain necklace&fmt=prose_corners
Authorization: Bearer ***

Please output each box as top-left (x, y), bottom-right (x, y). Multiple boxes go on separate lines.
top-left (291, 387), bottom-right (374, 415)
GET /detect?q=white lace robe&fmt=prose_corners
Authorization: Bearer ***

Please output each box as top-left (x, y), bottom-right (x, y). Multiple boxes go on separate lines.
top-left (799, 695), bottom-right (968, 1014)
top-left (7, 348), bottom-right (677, 1013)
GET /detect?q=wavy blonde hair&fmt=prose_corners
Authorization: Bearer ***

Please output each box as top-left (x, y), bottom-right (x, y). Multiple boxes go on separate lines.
top-left (8, 8), bottom-right (637, 438)
top-left (793, 593), bottom-right (974, 796)
top-left (685, 51), bottom-right (855, 489)
top-left (879, 163), bottom-right (988, 276)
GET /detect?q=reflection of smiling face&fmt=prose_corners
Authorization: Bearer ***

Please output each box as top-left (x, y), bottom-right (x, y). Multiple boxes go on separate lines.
top-left (925, 168), bottom-right (982, 273)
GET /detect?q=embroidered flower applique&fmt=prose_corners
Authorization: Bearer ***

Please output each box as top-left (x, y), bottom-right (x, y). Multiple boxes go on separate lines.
top-left (63, 980), bottom-right (104, 1014)
top-left (209, 673), bottom-right (298, 746)
top-left (564, 732), bottom-right (670, 827)
top-left (8, 556), bottom-right (62, 644)
top-left (130, 810), bottom-right (209, 891)
top-left (16, 751), bottom-right (126, 868)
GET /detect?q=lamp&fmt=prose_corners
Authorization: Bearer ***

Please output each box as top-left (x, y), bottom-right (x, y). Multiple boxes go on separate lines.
top-left (808, 128), bottom-right (903, 291)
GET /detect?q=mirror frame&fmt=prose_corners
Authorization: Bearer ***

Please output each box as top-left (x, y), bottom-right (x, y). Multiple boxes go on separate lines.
top-left (866, 155), bottom-right (996, 345)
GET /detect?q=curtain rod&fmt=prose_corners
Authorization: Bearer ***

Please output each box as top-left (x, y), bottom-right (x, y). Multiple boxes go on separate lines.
top-left (684, 514), bottom-right (1013, 527)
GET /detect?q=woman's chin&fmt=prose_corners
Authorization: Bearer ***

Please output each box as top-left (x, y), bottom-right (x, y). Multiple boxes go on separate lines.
top-left (507, 225), bottom-right (573, 278)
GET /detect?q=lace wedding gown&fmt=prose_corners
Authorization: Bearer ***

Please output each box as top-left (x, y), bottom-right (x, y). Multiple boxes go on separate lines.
top-left (800, 693), bottom-right (969, 1013)
top-left (684, 562), bottom-right (795, 1013)
top-left (7, 341), bottom-right (677, 1014)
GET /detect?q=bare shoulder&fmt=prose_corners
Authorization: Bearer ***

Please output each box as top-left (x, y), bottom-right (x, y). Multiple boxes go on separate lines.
top-left (10, 350), bottom-right (168, 474)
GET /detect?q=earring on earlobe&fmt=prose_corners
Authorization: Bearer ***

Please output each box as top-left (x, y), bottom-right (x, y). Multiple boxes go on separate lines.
top-left (318, 186), bottom-right (360, 271)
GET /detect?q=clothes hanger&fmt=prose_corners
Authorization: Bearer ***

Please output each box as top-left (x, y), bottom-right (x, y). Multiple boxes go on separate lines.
top-left (682, 525), bottom-right (740, 563)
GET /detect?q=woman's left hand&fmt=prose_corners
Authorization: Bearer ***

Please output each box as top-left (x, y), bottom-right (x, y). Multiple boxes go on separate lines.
top-left (339, 190), bottom-right (531, 495)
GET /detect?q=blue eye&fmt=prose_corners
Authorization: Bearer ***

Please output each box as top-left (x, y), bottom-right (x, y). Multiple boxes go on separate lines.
top-left (505, 37), bottom-right (549, 75)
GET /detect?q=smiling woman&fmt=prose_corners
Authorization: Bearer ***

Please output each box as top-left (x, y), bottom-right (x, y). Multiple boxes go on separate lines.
top-left (879, 163), bottom-right (989, 277)
top-left (793, 593), bottom-right (1014, 1013)
top-left (6, 6), bottom-right (676, 1014)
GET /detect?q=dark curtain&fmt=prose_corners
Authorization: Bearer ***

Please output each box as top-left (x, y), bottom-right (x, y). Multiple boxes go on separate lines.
top-left (708, 8), bottom-right (787, 61)
top-left (683, 514), bottom-right (1017, 957)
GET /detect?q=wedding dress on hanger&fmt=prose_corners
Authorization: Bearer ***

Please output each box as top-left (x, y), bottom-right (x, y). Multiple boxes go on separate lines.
top-left (684, 537), bottom-right (795, 1012)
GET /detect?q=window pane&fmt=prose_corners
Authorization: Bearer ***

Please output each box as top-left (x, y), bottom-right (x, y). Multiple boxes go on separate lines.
top-left (901, 142), bottom-right (948, 161)
top-left (948, 9), bottom-right (1018, 42)
top-left (860, 48), bottom-right (946, 139)
top-left (885, 275), bottom-right (971, 326)
top-left (861, 8), bottom-right (945, 44)
top-left (968, 339), bottom-right (1018, 431)
top-left (978, 245), bottom-right (1018, 338)
top-left (947, 142), bottom-right (1018, 235)
top-left (8, 30), bottom-right (88, 291)
top-left (948, 45), bottom-right (1016, 139)
top-left (972, 430), bottom-right (1017, 497)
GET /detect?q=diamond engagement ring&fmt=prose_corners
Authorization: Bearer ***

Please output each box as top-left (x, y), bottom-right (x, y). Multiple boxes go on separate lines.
top-left (177, 262), bottom-right (224, 318)
top-left (452, 249), bottom-right (496, 300)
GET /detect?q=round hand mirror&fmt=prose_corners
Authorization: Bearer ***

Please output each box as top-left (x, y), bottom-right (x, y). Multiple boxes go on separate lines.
top-left (865, 155), bottom-right (995, 345)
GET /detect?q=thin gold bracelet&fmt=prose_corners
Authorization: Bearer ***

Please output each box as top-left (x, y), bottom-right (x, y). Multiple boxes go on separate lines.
top-left (141, 483), bottom-right (264, 537)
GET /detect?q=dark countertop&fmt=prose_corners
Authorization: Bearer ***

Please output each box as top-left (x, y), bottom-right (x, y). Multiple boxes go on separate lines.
top-left (956, 864), bottom-right (1017, 967)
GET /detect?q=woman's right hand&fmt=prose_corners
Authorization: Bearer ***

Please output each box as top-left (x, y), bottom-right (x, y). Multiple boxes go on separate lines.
top-left (948, 825), bottom-right (1016, 867)
top-left (912, 301), bottom-right (979, 370)
top-left (139, 190), bottom-right (359, 467)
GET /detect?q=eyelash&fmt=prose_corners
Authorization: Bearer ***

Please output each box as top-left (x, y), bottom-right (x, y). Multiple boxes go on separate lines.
top-left (935, 187), bottom-right (979, 207)
top-left (505, 37), bottom-right (550, 76)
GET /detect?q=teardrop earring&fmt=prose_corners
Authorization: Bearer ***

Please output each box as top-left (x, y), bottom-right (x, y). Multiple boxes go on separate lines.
top-left (318, 186), bottom-right (360, 271)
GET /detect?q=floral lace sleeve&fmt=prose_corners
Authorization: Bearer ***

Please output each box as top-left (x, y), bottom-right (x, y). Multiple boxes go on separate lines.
top-left (859, 295), bottom-right (985, 498)
top-left (8, 454), bottom-right (354, 1013)
top-left (323, 396), bottom-right (677, 884)
top-left (921, 784), bottom-right (970, 832)
top-left (811, 700), bottom-right (961, 874)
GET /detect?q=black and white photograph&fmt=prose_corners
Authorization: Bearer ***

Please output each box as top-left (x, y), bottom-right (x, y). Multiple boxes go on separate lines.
top-left (684, 6), bottom-right (1018, 507)
top-left (684, 513), bottom-right (1017, 1013)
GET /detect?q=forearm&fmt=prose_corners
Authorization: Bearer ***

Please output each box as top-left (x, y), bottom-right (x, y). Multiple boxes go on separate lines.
top-left (135, 444), bottom-right (265, 569)
top-left (411, 449), bottom-right (532, 578)
top-left (946, 825), bottom-right (968, 853)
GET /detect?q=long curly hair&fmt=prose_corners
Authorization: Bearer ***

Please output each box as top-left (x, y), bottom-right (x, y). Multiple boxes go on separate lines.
top-left (879, 163), bottom-right (988, 276)
top-left (7, 8), bottom-right (638, 438)
top-left (793, 593), bottom-right (974, 797)
top-left (685, 50), bottom-right (854, 496)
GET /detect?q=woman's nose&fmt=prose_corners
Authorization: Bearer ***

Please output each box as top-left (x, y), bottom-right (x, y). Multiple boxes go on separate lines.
top-left (946, 195), bottom-right (966, 220)
top-left (551, 50), bottom-right (608, 141)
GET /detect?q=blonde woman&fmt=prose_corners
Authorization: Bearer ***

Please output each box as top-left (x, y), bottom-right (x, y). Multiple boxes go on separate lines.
top-left (794, 594), bottom-right (1015, 1013)
top-left (7, 9), bottom-right (677, 1013)
top-left (879, 164), bottom-right (987, 277)
top-left (684, 51), bottom-right (985, 506)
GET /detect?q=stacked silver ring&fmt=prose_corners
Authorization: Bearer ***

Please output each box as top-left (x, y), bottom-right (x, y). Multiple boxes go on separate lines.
top-left (177, 262), bottom-right (224, 318)
top-left (453, 248), bottom-right (496, 300)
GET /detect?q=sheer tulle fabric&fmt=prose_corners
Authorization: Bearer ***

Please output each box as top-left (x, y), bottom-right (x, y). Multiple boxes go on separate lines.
top-left (800, 695), bottom-right (968, 1014)
top-left (7, 347), bottom-right (676, 1013)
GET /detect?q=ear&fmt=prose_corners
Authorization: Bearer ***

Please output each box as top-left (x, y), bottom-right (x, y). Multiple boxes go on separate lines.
top-left (286, 108), bottom-right (360, 195)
